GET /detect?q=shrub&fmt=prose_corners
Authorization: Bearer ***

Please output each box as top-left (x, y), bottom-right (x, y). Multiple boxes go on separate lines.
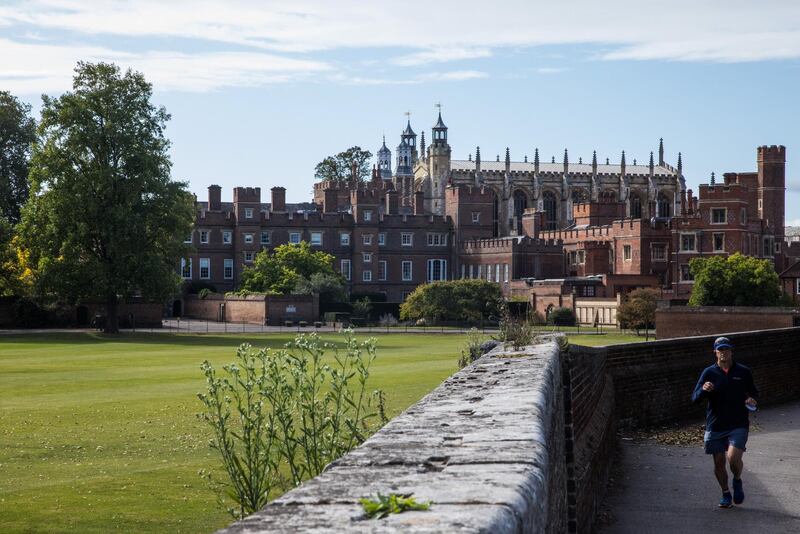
top-left (378, 313), bottom-right (398, 326)
top-left (198, 288), bottom-right (212, 299)
top-left (183, 280), bottom-right (217, 295)
top-left (548, 307), bottom-right (576, 326)
top-left (197, 331), bottom-right (387, 519)
top-left (400, 279), bottom-right (502, 324)
top-left (352, 297), bottom-right (372, 319)
top-left (497, 303), bottom-right (535, 350)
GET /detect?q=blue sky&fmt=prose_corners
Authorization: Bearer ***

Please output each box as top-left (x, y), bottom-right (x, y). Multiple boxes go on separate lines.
top-left (2, 1), bottom-right (799, 223)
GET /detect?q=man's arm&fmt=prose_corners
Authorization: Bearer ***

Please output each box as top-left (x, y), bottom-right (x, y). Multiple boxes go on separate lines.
top-left (746, 368), bottom-right (759, 402)
top-left (691, 370), bottom-right (708, 403)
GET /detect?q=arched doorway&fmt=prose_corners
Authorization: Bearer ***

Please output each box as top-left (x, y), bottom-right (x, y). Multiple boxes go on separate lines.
top-left (542, 190), bottom-right (558, 230)
top-left (172, 300), bottom-right (182, 317)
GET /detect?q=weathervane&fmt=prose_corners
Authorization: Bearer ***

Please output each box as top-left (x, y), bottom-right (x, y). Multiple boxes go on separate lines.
top-left (435, 102), bottom-right (442, 112)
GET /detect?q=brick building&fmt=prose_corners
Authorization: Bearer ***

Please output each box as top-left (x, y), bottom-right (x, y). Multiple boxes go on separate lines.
top-left (180, 108), bottom-right (788, 311)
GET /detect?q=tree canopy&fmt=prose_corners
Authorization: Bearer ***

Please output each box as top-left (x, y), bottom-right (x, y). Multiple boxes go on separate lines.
top-left (314, 146), bottom-right (373, 182)
top-left (19, 62), bottom-right (194, 332)
top-left (0, 91), bottom-right (37, 224)
top-left (688, 253), bottom-right (782, 307)
top-left (239, 241), bottom-right (340, 295)
top-left (399, 279), bottom-right (503, 324)
top-left (616, 287), bottom-right (660, 335)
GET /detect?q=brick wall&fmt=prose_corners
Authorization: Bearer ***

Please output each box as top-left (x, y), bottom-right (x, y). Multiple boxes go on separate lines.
top-left (573, 327), bottom-right (800, 428)
top-left (563, 341), bottom-right (616, 533)
top-left (656, 305), bottom-right (800, 339)
top-left (184, 294), bottom-right (318, 325)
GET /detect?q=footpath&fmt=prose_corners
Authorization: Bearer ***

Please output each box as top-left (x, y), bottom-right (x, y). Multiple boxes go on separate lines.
top-left (601, 400), bottom-right (800, 533)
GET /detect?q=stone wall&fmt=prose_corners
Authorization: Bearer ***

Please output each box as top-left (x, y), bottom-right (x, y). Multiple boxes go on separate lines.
top-left (219, 342), bottom-right (570, 533)
top-left (656, 305), bottom-right (800, 339)
top-left (573, 327), bottom-right (800, 428)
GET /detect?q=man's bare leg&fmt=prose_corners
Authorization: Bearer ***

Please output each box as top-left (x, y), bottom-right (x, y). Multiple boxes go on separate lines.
top-left (713, 452), bottom-right (729, 491)
top-left (727, 446), bottom-right (744, 480)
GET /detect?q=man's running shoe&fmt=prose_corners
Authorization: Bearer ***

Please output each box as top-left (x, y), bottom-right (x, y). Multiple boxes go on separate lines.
top-left (719, 491), bottom-right (733, 508)
top-left (732, 478), bottom-right (744, 504)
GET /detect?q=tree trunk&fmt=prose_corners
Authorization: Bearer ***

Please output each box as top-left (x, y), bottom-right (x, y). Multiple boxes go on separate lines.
top-left (106, 294), bottom-right (120, 334)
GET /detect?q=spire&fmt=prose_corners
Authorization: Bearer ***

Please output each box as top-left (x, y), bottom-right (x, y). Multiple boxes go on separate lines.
top-left (475, 146), bottom-right (481, 171)
top-left (469, 153), bottom-right (472, 161)
top-left (496, 154), bottom-right (500, 162)
top-left (658, 138), bottom-right (664, 166)
top-left (677, 152), bottom-right (683, 175)
top-left (579, 157), bottom-right (583, 164)
top-left (649, 151), bottom-right (654, 172)
top-left (524, 155), bottom-right (528, 163)
top-left (552, 156), bottom-right (556, 164)
top-left (592, 150), bottom-right (598, 174)
top-left (534, 148), bottom-right (540, 173)
top-left (420, 131), bottom-right (426, 159)
top-left (606, 157), bottom-right (610, 165)
top-left (620, 150), bottom-right (626, 175)
top-left (505, 147), bottom-right (510, 172)
top-left (563, 148), bottom-right (569, 174)
top-left (710, 171), bottom-right (716, 185)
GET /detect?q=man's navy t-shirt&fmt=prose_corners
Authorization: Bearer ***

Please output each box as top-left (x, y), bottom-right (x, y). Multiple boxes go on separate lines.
top-left (691, 361), bottom-right (759, 432)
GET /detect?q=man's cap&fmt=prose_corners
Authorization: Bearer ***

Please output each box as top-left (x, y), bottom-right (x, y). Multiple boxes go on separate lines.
top-left (714, 337), bottom-right (733, 351)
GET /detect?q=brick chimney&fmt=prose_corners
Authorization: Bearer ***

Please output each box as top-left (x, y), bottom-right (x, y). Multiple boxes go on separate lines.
top-left (271, 187), bottom-right (286, 212)
top-left (208, 184), bottom-right (221, 211)
top-left (386, 191), bottom-right (399, 215)
top-left (323, 187), bottom-right (338, 213)
top-left (414, 190), bottom-right (425, 215)
top-left (521, 208), bottom-right (542, 239)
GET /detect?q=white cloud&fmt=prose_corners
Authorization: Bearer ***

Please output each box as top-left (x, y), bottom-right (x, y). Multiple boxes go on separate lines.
top-left (3, 0), bottom-right (800, 92)
top-left (419, 70), bottom-right (488, 82)
top-left (537, 67), bottom-right (566, 74)
top-left (392, 47), bottom-right (491, 66)
top-left (4, 0), bottom-right (800, 61)
top-left (0, 38), bottom-right (331, 93)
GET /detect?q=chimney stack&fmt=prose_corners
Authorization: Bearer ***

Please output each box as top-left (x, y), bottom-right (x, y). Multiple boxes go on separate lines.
top-left (271, 187), bottom-right (286, 212)
top-left (323, 186), bottom-right (338, 213)
top-left (208, 184), bottom-right (221, 211)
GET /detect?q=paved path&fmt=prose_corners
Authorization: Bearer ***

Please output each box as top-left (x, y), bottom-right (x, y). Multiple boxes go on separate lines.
top-left (602, 400), bottom-right (800, 533)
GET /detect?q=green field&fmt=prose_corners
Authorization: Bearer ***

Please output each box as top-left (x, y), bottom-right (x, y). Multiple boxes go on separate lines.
top-left (0, 330), bottom-right (645, 533)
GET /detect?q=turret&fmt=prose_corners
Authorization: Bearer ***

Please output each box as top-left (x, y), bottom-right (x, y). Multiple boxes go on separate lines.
top-left (377, 136), bottom-right (392, 179)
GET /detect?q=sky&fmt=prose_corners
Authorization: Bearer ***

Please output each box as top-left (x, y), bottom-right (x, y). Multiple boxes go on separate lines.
top-left (1, 0), bottom-right (799, 223)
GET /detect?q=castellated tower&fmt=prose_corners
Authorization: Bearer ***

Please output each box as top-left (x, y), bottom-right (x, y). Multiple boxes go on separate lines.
top-left (757, 145), bottom-right (786, 240)
top-left (428, 111), bottom-right (451, 215)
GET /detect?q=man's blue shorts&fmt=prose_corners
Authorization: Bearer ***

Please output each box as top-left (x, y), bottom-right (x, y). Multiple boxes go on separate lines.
top-left (704, 427), bottom-right (748, 454)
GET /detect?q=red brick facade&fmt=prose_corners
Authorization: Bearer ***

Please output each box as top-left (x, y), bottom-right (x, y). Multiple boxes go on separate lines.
top-left (182, 144), bottom-right (788, 308)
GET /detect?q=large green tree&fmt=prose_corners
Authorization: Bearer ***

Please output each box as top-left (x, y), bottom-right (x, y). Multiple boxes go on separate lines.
top-left (20, 62), bottom-right (194, 333)
top-left (688, 253), bottom-right (782, 307)
top-left (400, 279), bottom-right (503, 324)
top-left (314, 146), bottom-right (373, 182)
top-left (0, 91), bottom-right (37, 224)
top-left (240, 241), bottom-right (340, 295)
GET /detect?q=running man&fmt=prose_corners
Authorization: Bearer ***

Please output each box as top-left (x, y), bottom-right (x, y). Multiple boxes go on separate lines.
top-left (691, 336), bottom-right (759, 508)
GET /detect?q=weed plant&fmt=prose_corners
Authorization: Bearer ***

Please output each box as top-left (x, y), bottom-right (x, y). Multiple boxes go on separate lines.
top-left (197, 330), bottom-right (387, 518)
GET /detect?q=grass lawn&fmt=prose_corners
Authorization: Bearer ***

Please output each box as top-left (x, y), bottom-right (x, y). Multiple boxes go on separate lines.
top-left (0, 332), bottom-right (465, 534)
top-left (0, 329), bottom-right (646, 533)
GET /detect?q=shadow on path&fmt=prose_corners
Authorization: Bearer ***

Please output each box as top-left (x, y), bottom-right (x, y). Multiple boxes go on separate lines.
top-left (601, 400), bottom-right (800, 534)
